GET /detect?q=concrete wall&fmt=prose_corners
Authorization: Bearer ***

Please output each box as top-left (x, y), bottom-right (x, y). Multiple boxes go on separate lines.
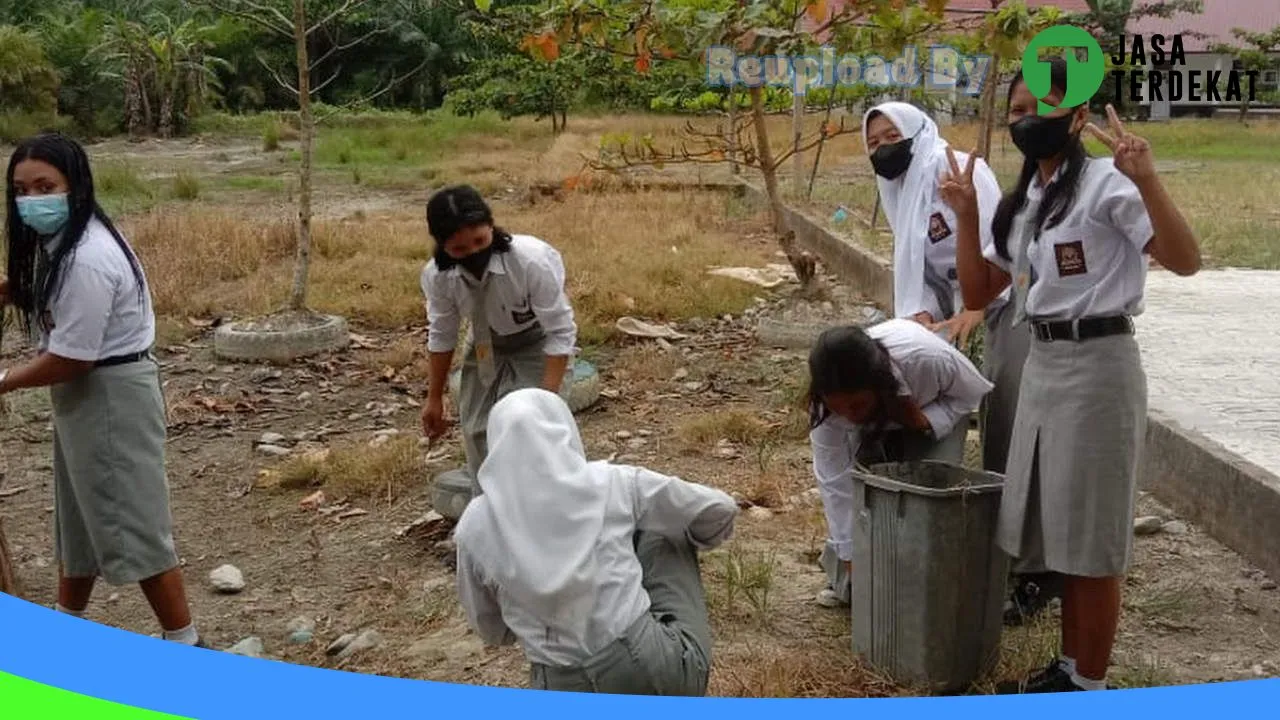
top-left (734, 177), bottom-right (1280, 584)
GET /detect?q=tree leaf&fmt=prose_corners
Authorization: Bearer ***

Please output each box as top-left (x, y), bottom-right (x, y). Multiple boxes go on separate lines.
top-left (474, 0), bottom-right (493, 12)
top-left (805, 0), bottom-right (829, 24)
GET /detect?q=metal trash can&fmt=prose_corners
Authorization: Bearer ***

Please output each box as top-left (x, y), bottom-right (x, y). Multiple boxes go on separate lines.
top-left (851, 460), bottom-right (1008, 694)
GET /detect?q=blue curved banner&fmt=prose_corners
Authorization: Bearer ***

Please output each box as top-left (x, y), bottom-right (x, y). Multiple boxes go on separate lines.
top-left (1, 592), bottom-right (1276, 717)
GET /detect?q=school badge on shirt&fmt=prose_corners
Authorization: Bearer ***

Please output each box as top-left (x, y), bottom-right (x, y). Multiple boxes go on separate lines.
top-left (927, 212), bottom-right (952, 244)
top-left (1053, 241), bottom-right (1088, 277)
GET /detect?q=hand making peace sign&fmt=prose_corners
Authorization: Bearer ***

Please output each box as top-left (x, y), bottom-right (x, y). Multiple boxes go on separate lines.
top-left (939, 145), bottom-right (980, 218)
top-left (1086, 103), bottom-right (1157, 182)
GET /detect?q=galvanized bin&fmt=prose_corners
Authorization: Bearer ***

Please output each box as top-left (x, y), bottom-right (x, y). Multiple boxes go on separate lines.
top-left (850, 460), bottom-right (1008, 694)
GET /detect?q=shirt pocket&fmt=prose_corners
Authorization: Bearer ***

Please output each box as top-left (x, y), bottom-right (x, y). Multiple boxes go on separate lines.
top-left (1036, 223), bottom-right (1101, 286)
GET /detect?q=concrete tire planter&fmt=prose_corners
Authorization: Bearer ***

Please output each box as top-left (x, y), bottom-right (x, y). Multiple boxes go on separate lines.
top-left (756, 307), bottom-right (887, 350)
top-left (213, 313), bottom-right (350, 363)
top-left (432, 469), bottom-right (474, 523)
top-left (445, 357), bottom-right (602, 414)
top-left (433, 358), bottom-right (602, 521)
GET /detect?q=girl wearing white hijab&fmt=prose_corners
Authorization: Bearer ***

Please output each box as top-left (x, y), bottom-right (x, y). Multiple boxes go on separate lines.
top-left (861, 102), bottom-right (1054, 623)
top-left (454, 388), bottom-right (739, 696)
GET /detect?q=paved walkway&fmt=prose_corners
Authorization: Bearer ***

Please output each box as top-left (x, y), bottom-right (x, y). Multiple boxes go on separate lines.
top-left (1136, 268), bottom-right (1280, 477)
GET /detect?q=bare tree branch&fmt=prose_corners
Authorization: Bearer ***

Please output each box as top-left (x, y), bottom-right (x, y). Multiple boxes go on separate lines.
top-left (308, 0), bottom-right (375, 36)
top-left (189, 0), bottom-right (294, 38)
top-left (311, 64), bottom-right (345, 94)
top-left (310, 26), bottom-right (385, 70)
top-left (256, 51), bottom-right (299, 95)
top-left (314, 58), bottom-right (430, 124)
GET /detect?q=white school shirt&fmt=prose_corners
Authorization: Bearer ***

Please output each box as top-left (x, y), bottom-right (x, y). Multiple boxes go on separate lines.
top-left (38, 218), bottom-right (156, 362)
top-left (919, 189), bottom-right (1012, 321)
top-left (981, 158), bottom-right (1155, 321)
top-left (808, 318), bottom-right (993, 561)
top-left (421, 234), bottom-right (577, 356)
top-left (455, 466), bottom-right (738, 667)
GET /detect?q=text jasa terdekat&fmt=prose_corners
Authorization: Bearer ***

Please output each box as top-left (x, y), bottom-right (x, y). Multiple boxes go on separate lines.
top-left (1111, 34), bottom-right (1261, 104)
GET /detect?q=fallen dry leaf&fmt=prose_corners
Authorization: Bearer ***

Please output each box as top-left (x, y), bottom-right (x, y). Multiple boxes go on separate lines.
top-left (300, 491), bottom-right (325, 510)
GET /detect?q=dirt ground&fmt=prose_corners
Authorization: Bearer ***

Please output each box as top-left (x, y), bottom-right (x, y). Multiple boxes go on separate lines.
top-left (3, 281), bottom-right (1280, 694)
top-left (2, 123), bottom-right (1279, 696)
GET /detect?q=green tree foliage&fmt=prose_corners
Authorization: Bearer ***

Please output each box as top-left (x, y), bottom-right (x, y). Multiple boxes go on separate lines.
top-left (0, 25), bottom-right (61, 114)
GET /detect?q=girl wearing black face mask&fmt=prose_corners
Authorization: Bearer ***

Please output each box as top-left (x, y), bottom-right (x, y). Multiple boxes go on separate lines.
top-left (420, 185), bottom-right (579, 498)
top-left (861, 104), bottom-right (1037, 607)
top-left (942, 57), bottom-right (1202, 694)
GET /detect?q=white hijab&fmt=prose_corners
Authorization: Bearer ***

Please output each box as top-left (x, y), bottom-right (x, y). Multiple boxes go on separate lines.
top-left (454, 388), bottom-right (609, 641)
top-left (862, 102), bottom-right (971, 319)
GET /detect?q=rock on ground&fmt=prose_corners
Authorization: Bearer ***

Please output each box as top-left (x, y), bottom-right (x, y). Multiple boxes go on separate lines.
top-left (209, 564), bottom-right (245, 593)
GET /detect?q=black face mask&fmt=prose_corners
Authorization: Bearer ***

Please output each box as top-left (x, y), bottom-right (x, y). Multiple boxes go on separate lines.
top-left (459, 246), bottom-right (493, 279)
top-left (870, 138), bottom-right (914, 180)
top-left (1010, 113), bottom-right (1077, 161)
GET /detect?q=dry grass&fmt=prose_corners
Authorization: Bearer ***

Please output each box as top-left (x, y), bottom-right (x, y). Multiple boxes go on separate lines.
top-left (119, 185), bottom-right (772, 347)
top-left (678, 409), bottom-right (772, 446)
top-left (710, 641), bottom-right (908, 698)
top-left (273, 435), bottom-right (421, 501)
top-left (608, 344), bottom-right (686, 391)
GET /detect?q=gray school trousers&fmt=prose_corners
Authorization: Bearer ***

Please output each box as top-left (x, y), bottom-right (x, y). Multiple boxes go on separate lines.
top-left (528, 531), bottom-right (713, 696)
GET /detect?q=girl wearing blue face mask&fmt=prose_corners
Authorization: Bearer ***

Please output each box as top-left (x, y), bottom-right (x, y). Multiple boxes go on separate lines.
top-left (0, 133), bottom-right (203, 648)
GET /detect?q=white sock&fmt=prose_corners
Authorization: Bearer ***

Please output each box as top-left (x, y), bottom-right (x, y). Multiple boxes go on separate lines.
top-left (1061, 656), bottom-right (1077, 676)
top-left (1070, 670), bottom-right (1107, 691)
top-left (55, 604), bottom-right (85, 618)
top-left (162, 623), bottom-right (199, 646)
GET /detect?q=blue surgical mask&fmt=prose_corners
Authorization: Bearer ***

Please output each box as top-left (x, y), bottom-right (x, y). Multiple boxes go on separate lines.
top-left (15, 194), bottom-right (70, 236)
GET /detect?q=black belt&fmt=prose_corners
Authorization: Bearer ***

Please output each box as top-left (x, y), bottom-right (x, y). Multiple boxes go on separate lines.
top-left (95, 351), bottom-right (149, 367)
top-left (1030, 315), bottom-right (1134, 342)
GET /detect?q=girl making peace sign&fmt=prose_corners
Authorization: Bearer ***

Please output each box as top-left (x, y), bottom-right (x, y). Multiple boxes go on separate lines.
top-left (941, 57), bottom-right (1201, 693)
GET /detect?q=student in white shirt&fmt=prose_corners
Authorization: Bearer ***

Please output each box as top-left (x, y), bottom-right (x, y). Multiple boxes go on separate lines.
top-left (420, 185), bottom-right (578, 494)
top-left (942, 57), bottom-right (1201, 693)
top-left (454, 388), bottom-right (738, 695)
top-left (807, 319), bottom-right (993, 608)
top-left (863, 103), bottom-right (1054, 623)
top-left (0, 133), bottom-right (202, 647)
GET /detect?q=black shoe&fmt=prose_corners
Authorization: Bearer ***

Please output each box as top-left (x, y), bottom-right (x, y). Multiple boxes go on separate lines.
top-left (996, 661), bottom-right (1114, 694)
top-left (996, 659), bottom-right (1073, 694)
top-left (1004, 573), bottom-right (1062, 627)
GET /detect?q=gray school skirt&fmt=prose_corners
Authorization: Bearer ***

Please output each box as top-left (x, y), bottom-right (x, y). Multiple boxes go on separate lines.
top-left (458, 323), bottom-right (549, 488)
top-left (995, 331), bottom-right (1147, 578)
top-left (980, 300), bottom-right (1030, 475)
top-left (50, 358), bottom-right (180, 585)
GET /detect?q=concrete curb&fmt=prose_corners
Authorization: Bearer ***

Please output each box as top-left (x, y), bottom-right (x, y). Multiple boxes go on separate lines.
top-left (733, 177), bottom-right (1280, 583)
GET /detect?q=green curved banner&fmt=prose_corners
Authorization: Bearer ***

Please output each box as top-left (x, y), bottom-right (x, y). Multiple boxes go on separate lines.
top-left (0, 671), bottom-right (191, 719)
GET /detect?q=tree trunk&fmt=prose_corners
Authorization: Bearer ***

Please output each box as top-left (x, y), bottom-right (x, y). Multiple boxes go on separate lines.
top-left (141, 63), bottom-right (156, 134)
top-left (727, 87), bottom-right (740, 175)
top-left (749, 86), bottom-right (784, 234)
top-left (0, 518), bottom-right (14, 596)
top-left (977, 55), bottom-right (1000, 159)
top-left (807, 89), bottom-right (838, 199)
top-left (792, 91), bottom-right (804, 198)
top-left (160, 69), bottom-right (177, 139)
top-left (125, 65), bottom-right (145, 140)
top-left (288, 0), bottom-right (314, 313)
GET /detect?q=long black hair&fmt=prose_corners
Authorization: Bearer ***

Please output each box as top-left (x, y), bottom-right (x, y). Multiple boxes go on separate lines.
top-left (990, 57), bottom-right (1091, 262)
top-left (4, 132), bottom-right (146, 342)
top-left (426, 184), bottom-right (513, 270)
top-left (806, 325), bottom-right (902, 443)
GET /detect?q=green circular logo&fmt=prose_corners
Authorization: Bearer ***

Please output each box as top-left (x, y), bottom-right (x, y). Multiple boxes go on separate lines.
top-left (1022, 26), bottom-right (1105, 114)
